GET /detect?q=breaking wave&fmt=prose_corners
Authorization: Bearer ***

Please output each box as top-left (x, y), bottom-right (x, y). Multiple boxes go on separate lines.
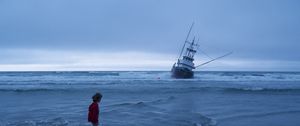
top-left (1, 71), bottom-right (300, 82)
top-left (1, 85), bottom-right (300, 94)
top-left (0, 71), bottom-right (299, 94)
top-left (3, 118), bottom-right (71, 126)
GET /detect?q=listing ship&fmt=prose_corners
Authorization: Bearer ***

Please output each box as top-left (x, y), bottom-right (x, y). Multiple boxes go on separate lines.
top-left (171, 23), bottom-right (232, 79)
top-left (171, 23), bottom-right (198, 78)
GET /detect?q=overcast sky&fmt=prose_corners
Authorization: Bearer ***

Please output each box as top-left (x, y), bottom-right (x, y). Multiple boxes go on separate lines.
top-left (0, 0), bottom-right (299, 71)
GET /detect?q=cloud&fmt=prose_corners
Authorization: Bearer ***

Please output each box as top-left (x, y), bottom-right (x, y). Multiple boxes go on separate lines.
top-left (0, 49), bottom-right (299, 71)
top-left (0, 49), bottom-right (174, 71)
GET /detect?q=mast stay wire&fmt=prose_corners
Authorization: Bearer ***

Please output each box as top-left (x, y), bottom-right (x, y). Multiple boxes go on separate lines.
top-left (194, 37), bottom-right (233, 68)
top-left (195, 37), bottom-right (213, 60)
top-left (197, 39), bottom-right (232, 54)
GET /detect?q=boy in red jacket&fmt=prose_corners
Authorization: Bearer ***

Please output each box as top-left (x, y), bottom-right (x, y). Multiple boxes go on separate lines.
top-left (88, 92), bottom-right (102, 126)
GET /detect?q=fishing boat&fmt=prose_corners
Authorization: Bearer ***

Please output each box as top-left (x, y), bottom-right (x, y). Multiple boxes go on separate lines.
top-left (171, 23), bottom-right (232, 79)
top-left (171, 23), bottom-right (197, 78)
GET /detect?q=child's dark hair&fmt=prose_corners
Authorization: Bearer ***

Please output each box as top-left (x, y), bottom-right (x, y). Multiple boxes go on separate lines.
top-left (92, 92), bottom-right (102, 102)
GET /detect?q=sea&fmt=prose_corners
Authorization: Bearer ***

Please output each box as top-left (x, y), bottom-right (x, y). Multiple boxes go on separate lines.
top-left (0, 71), bottom-right (300, 126)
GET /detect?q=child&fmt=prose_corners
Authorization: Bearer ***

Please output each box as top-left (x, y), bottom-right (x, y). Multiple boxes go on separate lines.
top-left (88, 92), bottom-right (102, 126)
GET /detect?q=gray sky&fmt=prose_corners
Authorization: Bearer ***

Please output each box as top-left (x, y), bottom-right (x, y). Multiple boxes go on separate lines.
top-left (0, 0), bottom-right (300, 71)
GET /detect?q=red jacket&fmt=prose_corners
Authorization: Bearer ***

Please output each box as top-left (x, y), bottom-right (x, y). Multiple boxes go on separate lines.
top-left (88, 102), bottom-right (99, 123)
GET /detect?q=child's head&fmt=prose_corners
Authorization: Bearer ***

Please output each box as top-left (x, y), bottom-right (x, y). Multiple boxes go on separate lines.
top-left (92, 92), bottom-right (102, 102)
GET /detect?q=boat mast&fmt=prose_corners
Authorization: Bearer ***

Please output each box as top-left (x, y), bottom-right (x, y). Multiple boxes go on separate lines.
top-left (177, 22), bottom-right (194, 61)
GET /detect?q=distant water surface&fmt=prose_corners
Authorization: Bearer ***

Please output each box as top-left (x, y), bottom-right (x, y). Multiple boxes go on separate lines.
top-left (0, 71), bottom-right (300, 126)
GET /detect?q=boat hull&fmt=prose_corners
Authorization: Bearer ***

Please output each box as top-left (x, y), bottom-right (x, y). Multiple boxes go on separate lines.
top-left (171, 66), bottom-right (194, 79)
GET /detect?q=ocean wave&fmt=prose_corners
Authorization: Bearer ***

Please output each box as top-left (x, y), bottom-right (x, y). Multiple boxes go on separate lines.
top-left (1, 85), bottom-right (300, 93)
top-left (194, 72), bottom-right (300, 81)
top-left (220, 110), bottom-right (300, 121)
top-left (4, 117), bottom-right (69, 126)
top-left (107, 101), bottom-right (150, 109)
top-left (105, 96), bottom-right (176, 108)
top-left (221, 87), bottom-right (300, 92)
top-left (0, 71), bottom-right (299, 82)
top-left (0, 88), bottom-right (71, 92)
top-left (160, 86), bottom-right (300, 94)
top-left (102, 97), bottom-right (217, 126)
top-left (87, 71), bottom-right (120, 76)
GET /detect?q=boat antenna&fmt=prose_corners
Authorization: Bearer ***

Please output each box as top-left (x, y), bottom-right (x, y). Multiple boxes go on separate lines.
top-left (195, 52), bottom-right (233, 68)
top-left (178, 22), bottom-right (194, 60)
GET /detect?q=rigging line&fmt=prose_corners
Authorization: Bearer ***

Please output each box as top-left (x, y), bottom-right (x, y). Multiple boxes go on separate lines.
top-left (197, 40), bottom-right (231, 53)
top-left (196, 38), bottom-right (200, 50)
top-left (198, 48), bottom-right (213, 59)
top-left (195, 37), bottom-right (213, 60)
top-left (195, 52), bottom-right (233, 68)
